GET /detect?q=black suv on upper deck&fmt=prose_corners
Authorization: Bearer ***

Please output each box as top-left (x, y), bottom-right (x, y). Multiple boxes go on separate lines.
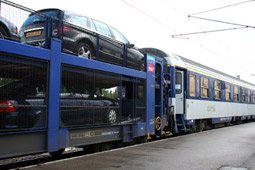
top-left (19, 9), bottom-right (144, 70)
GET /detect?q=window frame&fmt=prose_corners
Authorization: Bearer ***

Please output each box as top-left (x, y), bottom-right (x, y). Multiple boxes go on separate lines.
top-left (225, 83), bottom-right (231, 101)
top-left (189, 73), bottom-right (196, 97)
top-left (175, 72), bottom-right (183, 95)
top-left (214, 80), bottom-right (221, 100)
top-left (92, 19), bottom-right (113, 38)
top-left (247, 90), bottom-right (251, 103)
top-left (69, 15), bottom-right (89, 29)
top-left (200, 77), bottom-right (209, 98)
top-left (110, 26), bottom-right (129, 44)
top-left (234, 86), bottom-right (239, 102)
top-left (252, 91), bottom-right (255, 104)
top-left (241, 87), bottom-right (246, 103)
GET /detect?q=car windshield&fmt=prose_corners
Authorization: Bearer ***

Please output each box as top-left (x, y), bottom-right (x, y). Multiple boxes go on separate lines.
top-left (21, 9), bottom-right (60, 27)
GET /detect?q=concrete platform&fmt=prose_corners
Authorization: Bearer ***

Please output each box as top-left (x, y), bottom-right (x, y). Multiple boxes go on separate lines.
top-left (27, 122), bottom-right (255, 170)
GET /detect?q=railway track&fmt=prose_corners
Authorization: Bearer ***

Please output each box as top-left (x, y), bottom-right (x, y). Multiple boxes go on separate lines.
top-left (0, 122), bottom-right (251, 170)
top-left (0, 148), bottom-right (85, 170)
top-left (0, 134), bottom-right (171, 169)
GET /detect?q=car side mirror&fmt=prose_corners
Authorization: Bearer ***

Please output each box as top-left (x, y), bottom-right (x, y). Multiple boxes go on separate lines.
top-left (127, 43), bottom-right (135, 48)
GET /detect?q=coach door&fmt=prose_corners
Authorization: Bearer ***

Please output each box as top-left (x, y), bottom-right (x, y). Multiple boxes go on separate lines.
top-left (175, 70), bottom-right (184, 114)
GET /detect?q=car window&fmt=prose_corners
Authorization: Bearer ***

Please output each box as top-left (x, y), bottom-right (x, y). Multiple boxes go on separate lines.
top-left (88, 18), bottom-right (96, 31)
top-left (69, 16), bottom-right (88, 28)
top-left (0, 79), bottom-right (46, 97)
top-left (110, 27), bottom-right (129, 44)
top-left (61, 83), bottom-right (92, 98)
top-left (35, 84), bottom-right (46, 97)
top-left (22, 10), bottom-right (60, 27)
top-left (92, 19), bottom-right (112, 37)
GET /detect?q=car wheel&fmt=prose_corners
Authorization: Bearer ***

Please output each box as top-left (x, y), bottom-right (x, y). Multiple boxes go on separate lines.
top-left (76, 42), bottom-right (95, 59)
top-left (107, 109), bottom-right (117, 124)
top-left (0, 26), bottom-right (7, 39)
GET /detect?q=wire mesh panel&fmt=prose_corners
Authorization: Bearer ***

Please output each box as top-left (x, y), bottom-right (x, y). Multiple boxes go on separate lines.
top-left (61, 66), bottom-right (120, 128)
top-left (0, 0), bottom-right (31, 41)
top-left (0, 54), bottom-right (48, 132)
top-left (61, 65), bottom-right (146, 128)
top-left (121, 77), bottom-right (146, 123)
top-left (135, 79), bottom-right (146, 121)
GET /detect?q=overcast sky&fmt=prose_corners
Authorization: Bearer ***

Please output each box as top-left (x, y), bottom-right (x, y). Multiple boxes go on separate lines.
top-left (3, 0), bottom-right (255, 84)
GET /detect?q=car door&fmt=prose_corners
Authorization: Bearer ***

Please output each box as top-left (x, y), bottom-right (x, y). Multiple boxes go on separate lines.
top-left (109, 26), bottom-right (130, 67)
top-left (92, 19), bottom-right (123, 66)
top-left (110, 26), bottom-right (143, 70)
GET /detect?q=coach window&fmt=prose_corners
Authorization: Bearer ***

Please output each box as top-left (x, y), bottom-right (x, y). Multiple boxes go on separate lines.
top-left (252, 92), bottom-right (255, 103)
top-left (234, 86), bottom-right (239, 102)
top-left (200, 77), bottom-right (209, 98)
top-left (247, 90), bottom-right (251, 103)
top-left (214, 80), bottom-right (221, 99)
top-left (225, 84), bottom-right (231, 101)
top-left (241, 87), bottom-right (246, 102)
top-left (189, 74), bottom-right (196, 97)
top-left (175, 72), bottom-right (182, 94)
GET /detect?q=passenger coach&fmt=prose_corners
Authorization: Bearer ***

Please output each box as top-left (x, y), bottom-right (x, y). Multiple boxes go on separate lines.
top-left (140, 48), bottom-right (255, 133)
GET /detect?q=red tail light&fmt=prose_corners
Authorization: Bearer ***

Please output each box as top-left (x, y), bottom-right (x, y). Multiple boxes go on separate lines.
top-left (52, 26), bottom-right (72, 36)
top-left (15, 27), bottom-right (18, 34)
top-left (0, 101), bottom-right (16, 113)
top-left (63, 26), bottom-right (72, 33)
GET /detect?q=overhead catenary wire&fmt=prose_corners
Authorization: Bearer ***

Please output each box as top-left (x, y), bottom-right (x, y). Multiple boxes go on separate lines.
top-left (188, 39), bottom-right (255, 74)
top-left (120, 0), bottom-right (178, 33)
top-left (190, 0), bottom-right (255, 16)
top-left (188, 15), bottom-right (255, 29)
top-left (172, 26), bottom-right (247, 38)
top-left (120, 1), bottom-right (255, 78)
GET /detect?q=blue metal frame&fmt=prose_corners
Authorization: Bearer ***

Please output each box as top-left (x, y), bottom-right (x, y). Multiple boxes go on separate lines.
top-left (155, 57), bottom-right (164, 134)
top-left (47, 39), bottom-right (62, 152)
top-left (146, 54), bottom-right (155, 135)
top-left (169, 66), bottom-right (176, 98)
top-left (61, 53), bottom-right (146, 79)
top-left (0, 38), bottom-right (153, 153)
top-left (0, 39), bottom-right (50, 60)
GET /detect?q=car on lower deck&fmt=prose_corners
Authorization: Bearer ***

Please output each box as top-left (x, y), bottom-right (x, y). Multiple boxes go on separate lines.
top-left (19, 9), bottom-right (144, 70)
top-left (0, 77), bottom-right (119, 131)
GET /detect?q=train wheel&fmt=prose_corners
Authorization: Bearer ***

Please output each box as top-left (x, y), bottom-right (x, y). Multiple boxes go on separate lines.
top-left (155, 116), bottom-right (162, 131)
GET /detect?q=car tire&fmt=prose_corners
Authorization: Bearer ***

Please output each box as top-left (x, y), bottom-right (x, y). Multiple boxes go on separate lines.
top-left (107, 109), bottom-right (117, 124)
top-left (76, 42), bottom-right (95, 59)
top-left (0, 26), bottom-right (7, 39)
